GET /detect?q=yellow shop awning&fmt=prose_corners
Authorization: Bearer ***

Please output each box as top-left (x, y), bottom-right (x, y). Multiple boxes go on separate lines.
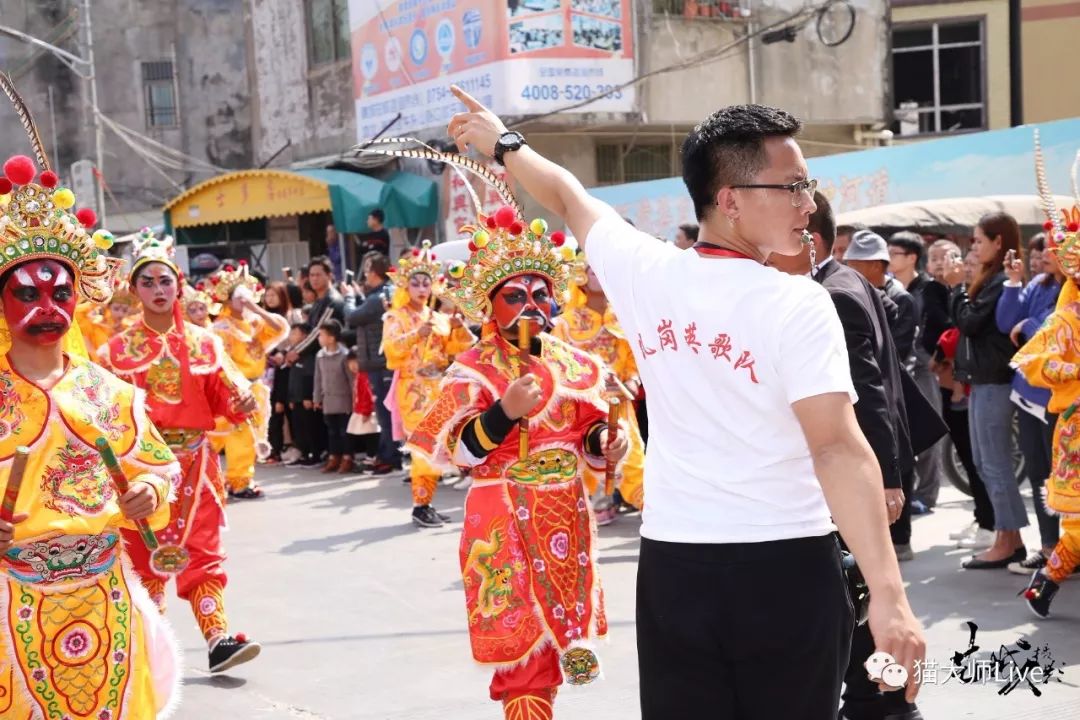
top-left (165, 170), bottom-right (333, 229)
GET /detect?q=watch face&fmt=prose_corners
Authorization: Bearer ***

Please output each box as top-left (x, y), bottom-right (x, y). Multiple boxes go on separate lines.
top-left (499, 133), bottom-right (522, 148)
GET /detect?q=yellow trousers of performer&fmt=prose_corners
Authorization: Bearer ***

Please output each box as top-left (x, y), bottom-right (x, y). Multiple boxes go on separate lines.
top-left (1046, 516), bottom-right (1080, 584)
top-left (584, 406), bottom-right (645, 510)
top-left (411, 454), bottom-right (441, 507)
top-left (211, 382), bottom-right (269, 493)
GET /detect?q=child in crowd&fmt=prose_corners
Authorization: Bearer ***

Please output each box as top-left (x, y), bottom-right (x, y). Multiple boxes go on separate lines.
top-left (346, 350), bottom-right (380, 468)
top-left (313, 319), bottom-right (355, 473)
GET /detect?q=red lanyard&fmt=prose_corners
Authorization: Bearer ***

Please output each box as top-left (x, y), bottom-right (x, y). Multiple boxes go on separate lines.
top-left (693, 243), bottom-right (755, 261)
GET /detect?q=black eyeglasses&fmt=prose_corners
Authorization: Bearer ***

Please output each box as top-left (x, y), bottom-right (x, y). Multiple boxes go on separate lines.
top-left (728, 178), bottom-right (819, 207)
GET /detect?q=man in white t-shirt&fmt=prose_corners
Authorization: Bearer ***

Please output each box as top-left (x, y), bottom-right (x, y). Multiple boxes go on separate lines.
top-left (448, 88), bottom-right (925, 720)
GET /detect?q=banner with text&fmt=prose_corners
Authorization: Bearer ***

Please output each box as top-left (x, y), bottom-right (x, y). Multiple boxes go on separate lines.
top-left (351, 0), bottom-right (635, 140)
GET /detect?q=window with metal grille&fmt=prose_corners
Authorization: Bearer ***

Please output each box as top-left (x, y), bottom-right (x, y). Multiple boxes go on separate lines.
top-left (596, 143), bottom-right (675, 185)
top-left (306, 0), bottom-right (350, 67)
top-left (891, 20), bottom-right (985, 136)
top-left (142, 60), bottom-right (177, 128)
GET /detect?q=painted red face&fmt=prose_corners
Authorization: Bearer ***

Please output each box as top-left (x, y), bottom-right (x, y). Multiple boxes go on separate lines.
top-left (491, 274), bottom-right (552, 332)
top-left (1, 259), bottom-right (77, 346)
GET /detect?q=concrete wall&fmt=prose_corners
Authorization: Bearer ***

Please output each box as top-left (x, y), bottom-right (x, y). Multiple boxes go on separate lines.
top-left (892, 0), bottom-right (1012, 131)
top-left (1020, 0), bottom-right (1080, 123)
top-left (247, 0), bottom-right (355, 166)
top-left (0, 0), bottom-right (252, 225)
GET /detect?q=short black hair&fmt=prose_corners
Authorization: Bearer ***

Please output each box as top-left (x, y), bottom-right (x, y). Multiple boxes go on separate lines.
top-left (320, 319), bottom-right (343, 340)
top-left (291, 321), bottom-right (311, 334)
top-left (835, 223), bottom-right (866, 240)
top-left (807, 192), bottom-right (836, 251)
top-left (681, 104), bottom-right (802, 221)
top-left (1028, 232), bottom-right (1046, 252)
top-left (678, 223), bottom-right (699, 242)
top-left (369, 209), bottom-right (385, 223)
top-left (887, 231), bottom-right (924, 262)
top-left (362, 250), bottom-right (391, 279)
top-left (307, 255), bottom-right (333, 276)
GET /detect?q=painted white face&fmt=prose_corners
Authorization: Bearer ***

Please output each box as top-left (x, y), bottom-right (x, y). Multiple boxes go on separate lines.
top-left (880, 663), bottom-right (909, 689)
top-left (864, 651), bottom-right (896, 681)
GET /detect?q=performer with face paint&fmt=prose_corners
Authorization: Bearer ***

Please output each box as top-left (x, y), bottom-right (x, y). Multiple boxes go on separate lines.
top-left (0, 152), bottom-right (182, 718)
top-left (409, 207), bottom-right (628, 719)
top-left (382, 240), bottom-right (476, 527)
top-left (98, 229), bottom-right (263, 674)
top-left (206, 262), bottom-right (288, 499)
top-left (79, 273), bottom-right (137, 354)
top-left (551, 253), bottom-right (646, 520)
top-left (182, 282), bottom-right (214, 328)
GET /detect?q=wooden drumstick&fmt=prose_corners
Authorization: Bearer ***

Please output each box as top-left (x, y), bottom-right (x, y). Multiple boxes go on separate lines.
top-left (518, 316), bottom-right (531, 462)
top-left (1, 446), bottom-right (30, 522)
top-left (95, 438), bottom-right (159, 550)
top-left (603, 400), bottom-right (620, 497)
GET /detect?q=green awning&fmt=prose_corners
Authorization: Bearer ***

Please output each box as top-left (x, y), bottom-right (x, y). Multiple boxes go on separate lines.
top-left (295, 168), bottom-right (437, 231)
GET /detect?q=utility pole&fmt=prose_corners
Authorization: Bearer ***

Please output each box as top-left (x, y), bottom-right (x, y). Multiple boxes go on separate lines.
top-left (81, 0), bottom-right (106, 224)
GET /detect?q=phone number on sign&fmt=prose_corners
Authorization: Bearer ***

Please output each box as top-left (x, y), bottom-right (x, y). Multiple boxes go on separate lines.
top-left (519, 84), bottom-right (624, 102)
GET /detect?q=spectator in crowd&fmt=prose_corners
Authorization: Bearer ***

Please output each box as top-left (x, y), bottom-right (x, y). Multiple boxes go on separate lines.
top-left (1027, 232), bottom-right (1048, 276)
top-left (928, 240), bottom-right (997, 545)
top-left (285, 322), bottom-right (320, 467)
top-left (288, 257), bottom-right (346, 466)
top-left (359, 209), bottom-right (391, 257)
top-left (313, 319), bottom-right (355, 474)
top-left (832, 223), bottom-right (864, 263)
top-left (263, 282), bottom-right (296, 464)
top-left (345, 251), bottom-right (402, 474)
top-left (844, 230), bottom-right (918, 363)
top-left (996, 236), bottom-right (1065, 574)
top-left (326, 224), bottom-right (343, 277)
top-left (674, 222), bottom-right (699, 250)
top-left (889, 231), bottom-right (952, 513)
top-left (944, 212), bottom-right (1029, 569)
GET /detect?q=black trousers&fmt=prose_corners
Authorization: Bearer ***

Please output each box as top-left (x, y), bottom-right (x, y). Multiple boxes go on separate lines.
top-left (942, 389), bottom-right (994, 530)
top-left (324, 413), bottom-right (350, 456)
top-left (268, 408), bottom-right (286, 458)
top-left (890, 469), bottom-right (915, 546)
top-left (637, 535), bottom-right (853, 720)
top-left (367, 369), bottom-right (402, 466)
top-left (289, 404), bottom-right (317, 460)
top-left (1017, 410), bottom-right (1060, 549)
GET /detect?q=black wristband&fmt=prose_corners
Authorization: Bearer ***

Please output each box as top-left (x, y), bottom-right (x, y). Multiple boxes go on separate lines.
top-left (584, 422), bottom-right (606, 456)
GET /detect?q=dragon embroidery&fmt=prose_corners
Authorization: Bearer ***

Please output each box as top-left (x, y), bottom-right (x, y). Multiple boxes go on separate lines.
top-left (464, 521), bottom-right (515, 625)
top-left (40, 441), bottom-right (113, 516)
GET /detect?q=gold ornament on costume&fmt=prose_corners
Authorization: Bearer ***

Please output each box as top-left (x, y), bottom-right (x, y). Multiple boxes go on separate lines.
top-left (568, 249), bottom-right (589, 287)
top-left (449, 205), bottom-right (571, 324)
top-left (182, 282), bottom-right (216, 314)
top-left (130, 227), bottom-right (180, 279)
top-left (1033, 131), bottom-right (1080, 276)
top-left (206, 260), bottom-right (263, 307)
top-left (389, 239), bottom-right (443, 288)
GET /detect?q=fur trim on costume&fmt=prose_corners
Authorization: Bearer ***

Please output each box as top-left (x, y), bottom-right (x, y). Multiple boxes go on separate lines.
top-left (123, 554), bottom-right (183, 718)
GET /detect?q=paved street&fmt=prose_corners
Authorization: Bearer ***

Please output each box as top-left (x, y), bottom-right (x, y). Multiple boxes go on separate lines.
top-left (167, 464), bottom-right (1080, 719)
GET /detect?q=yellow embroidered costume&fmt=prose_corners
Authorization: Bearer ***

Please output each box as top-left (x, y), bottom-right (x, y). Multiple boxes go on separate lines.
top-left (382, 241), bottom-right (475, 516)
top-left (551, 253), bottom-right (646, 510)
top-left (1014, 206), bottom-right (1080, 587)
top-left (0, 146), bottom-right (181, 719)
top-left (207, 262), bottom-right (286, 495)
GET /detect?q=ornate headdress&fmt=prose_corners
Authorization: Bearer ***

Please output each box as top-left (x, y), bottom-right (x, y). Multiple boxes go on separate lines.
top-left (445, 206), bottom-right (574, 323)
top-left (206, 259), bottom-right (263, 308)
top-left (129, 227), bottom-right (180, 280)
top-left (1033, 129), bottom-right (1080, 276)
top-left (109, 278), bottom-right (137, 308)
top-left (182, 282), bottom-right (216, 314)
top-left (390, 239), bottom-right (443, 287)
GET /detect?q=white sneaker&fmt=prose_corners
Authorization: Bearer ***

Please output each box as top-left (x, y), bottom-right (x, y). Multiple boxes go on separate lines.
top-left (958, 528), bottom-right (995, 549)
top-left (949, 521), bottom-right (978, 541)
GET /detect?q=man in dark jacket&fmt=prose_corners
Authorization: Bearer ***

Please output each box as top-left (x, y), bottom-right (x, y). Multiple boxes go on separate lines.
top-left (844, 230), bottom-right (918, 366)
top-left (771, 194), bottom-right (944, 720)
top-left (889, 231), bottom-right (952, 511)
top-left (345, 251), bottom-right (401, 473)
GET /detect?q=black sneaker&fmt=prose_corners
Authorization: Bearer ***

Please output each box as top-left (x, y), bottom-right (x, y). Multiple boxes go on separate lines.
top-left (1020, 571), bottom-right (1060, 619)
top-left (431, 507), bottom-right (452, 523)
top-left (298, 456), bottom-right (321, 467)
top-left (411, 505), bottom-right (443, 528)
top-left (209, 634), bottom-right (261, 673)
top-left (1008, 550), bottom-right (1048, 575)
top-left (230, 486), bottom-right (265, 500)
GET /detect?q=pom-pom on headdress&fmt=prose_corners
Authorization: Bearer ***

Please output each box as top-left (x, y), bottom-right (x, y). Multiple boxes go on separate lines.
top-left (446, 206), bottom-right (573, 323)
top-left (206, 259), bottom-right (263, 308)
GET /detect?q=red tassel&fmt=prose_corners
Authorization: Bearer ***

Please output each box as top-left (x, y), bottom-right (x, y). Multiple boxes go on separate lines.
top-left (509, 221), bottom-right (524, 236)
top-left (39, 171), bottom-right (59, 188)
top-left (1044, 220), bottom-right (1055, 231)
top-left (551, 231), bottom-right (566, 247)
top-left (494, 206), bottom-right (517, 228)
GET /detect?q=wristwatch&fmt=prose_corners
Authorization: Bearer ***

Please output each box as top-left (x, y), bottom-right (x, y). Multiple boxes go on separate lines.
top-left (493, 131), bottom-right (527, 166)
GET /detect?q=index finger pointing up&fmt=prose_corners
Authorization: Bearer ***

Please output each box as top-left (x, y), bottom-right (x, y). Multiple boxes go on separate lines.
top-left (451, 85), bottom-right (486, 112)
